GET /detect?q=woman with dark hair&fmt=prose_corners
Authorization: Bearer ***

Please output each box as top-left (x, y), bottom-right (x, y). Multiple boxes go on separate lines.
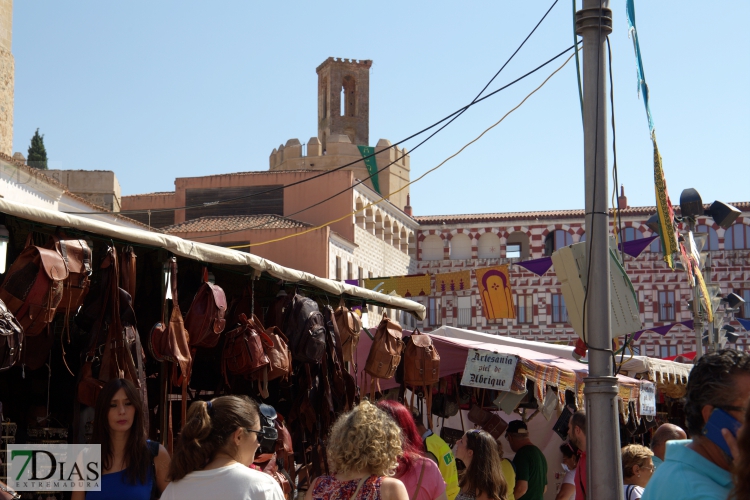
top-left (162, 395), bottom-right (284, 500)
top-left (72, 379), bottom-right (170, 500)
top-left (555, 442), bottom-right (579, 500)
top-left (376, 401), bottom-right (447, 500)
top-left (454, 430), bottom-right (507, 500)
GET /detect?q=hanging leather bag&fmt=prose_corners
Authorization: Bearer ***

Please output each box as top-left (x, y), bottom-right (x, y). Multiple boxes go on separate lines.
top-left (364, 312), bottom-right (404, 400)
top-left (432, 376), bottom-right (460, 419)
top-left (333, 301), bottom-right (361, 364)
top-left (185, 281), bottom-right (227, 349)
top-left (403, 329), bottom-right (440, 428)
top-left (0, 234), bottom-right (68, 337)
top-left (148, 257), bottom-right (192, 424)
top-left (282, 293), bottom-right (326, 364)
top-left (50, 236), bottom-right (92, 317)
top-left (0, 297), bottom-right (23, 371)
top-left (118, 245), bottom-right (137, 303)
top-left (222, 313), bottom-right (271, 385)
top-left (467, 404), bottom-right (508, 440)
top-left (250, 316), bottom-right (292, 398)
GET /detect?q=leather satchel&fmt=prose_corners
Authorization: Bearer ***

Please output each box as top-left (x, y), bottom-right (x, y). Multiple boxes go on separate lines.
top-left (185, 281), bottom-right (227, 349)
top-left (222, 313), bottom-right (271, 385)
top-left (334, 302), bottom-right (361, 365)
top-left (148, 257), bottom-right (192, 425)
top-left (250, 316), bottom-right (291, 398)
top-left (467, 404), bottom-right (508, 440)
top-left (364, 313), bottom-right (404, 400)
top-left (0, 234), bottom-right (68, 337)
top-left (51, 236), bottom-right (92, 317)
top-left (0, 297), bottom-right (23, 371)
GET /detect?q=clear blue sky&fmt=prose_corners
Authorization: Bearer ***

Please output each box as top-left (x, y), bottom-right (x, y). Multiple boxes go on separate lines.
top-left (12, 1), bottom-right (750, 216)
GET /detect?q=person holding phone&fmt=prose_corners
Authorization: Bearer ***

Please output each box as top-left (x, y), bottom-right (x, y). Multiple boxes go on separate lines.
top-left (642, 349), bottom-right (750, 500)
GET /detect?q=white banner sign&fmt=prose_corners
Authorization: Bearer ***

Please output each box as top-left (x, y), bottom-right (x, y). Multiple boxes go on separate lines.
top-left (639, 381), bottom-right (656, 416)
top-left (460, 349), bottom-right (518, 390)
top-left (8, 444), bottom-right (102, 492)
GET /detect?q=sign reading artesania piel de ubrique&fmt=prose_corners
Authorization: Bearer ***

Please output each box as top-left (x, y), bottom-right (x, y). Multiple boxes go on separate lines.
top-left (460, 349), bottom-right (518, 390)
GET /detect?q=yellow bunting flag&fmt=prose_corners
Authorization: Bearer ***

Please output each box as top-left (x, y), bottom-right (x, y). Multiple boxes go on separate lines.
top-left (363, 274), bottom-right (431, 298)
top-left (475, 265), bottom-right (515, 320)
top-left (653, 137), bottom-right (679, 268)
top-left (435, 271), bottom-right (471, 293)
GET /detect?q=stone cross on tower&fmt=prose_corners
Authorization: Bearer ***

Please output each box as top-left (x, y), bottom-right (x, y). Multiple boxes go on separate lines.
top-left (316, 57), bottom-right (372, 151)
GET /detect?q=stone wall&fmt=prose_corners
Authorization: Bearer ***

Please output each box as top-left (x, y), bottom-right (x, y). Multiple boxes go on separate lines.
top-left (0, 48), bottom-right (13, 156)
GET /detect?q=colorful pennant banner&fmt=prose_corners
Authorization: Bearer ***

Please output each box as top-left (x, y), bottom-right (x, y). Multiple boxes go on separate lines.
top-left (475, 265), bottom-right (515, 320)
top-left (362, 274), bottom-right (431, 298)
top-left (435, 271), bottom-right (471, 293)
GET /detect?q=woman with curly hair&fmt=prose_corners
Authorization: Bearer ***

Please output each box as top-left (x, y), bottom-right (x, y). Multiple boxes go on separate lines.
top-left (376, 400), bottom-right (447, 500)
top-left (306, 400), bottom-right (409, 500)
top-left (621, 444), bottom-right (655, 500)
top-left (162, 395), bottom-right (284, 500)
top-left (454, 430), bottom-right (507, 500)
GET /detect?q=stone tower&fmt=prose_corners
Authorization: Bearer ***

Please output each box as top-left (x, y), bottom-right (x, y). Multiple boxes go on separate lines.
top-left (0, 0), bottom-right (12, 156)
top-left (317, 57), bottom-right (372, 150)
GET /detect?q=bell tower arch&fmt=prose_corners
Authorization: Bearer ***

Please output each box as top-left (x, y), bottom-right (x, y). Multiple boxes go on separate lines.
top-left (317, 57), bottom-right (372, 151)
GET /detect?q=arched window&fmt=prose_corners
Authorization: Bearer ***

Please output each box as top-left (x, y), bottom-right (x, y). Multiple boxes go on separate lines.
top-left (695, 225), bottom-right (719, 251)
top-left (725, 223), bottom-right (750, 250)
top-left (649, 235), bottom-right (661, 253)
top-left (507, 231), bottom-right (530, 260)
top-left (449, 233), bottom-right (472, 260)
top-left (421, 235), bottom-right (444, 261)
top-left (544, 230), bottom-right (573, 256)
top-left (477, 232), bottom-right (501, 259)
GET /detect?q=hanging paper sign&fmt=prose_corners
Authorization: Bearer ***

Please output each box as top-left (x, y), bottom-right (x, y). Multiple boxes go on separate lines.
top-left (460, 349), bottom-right (518, 390)
top-left (639, 381), bottom-right (656, 416)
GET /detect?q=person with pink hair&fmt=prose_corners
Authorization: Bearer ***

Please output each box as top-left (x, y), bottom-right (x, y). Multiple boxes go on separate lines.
top-left (377, 401), bottom-right (448, 500)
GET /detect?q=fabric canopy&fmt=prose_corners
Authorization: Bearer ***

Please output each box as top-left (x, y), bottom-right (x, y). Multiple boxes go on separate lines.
top-left (356, 326), bottom-right (650, 417)
top-left (0, 198), bottom-right (426, 319)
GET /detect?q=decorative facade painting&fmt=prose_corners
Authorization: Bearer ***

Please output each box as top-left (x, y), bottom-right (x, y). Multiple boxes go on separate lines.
top-left (363, 274), bottom-right (431, 297)
top-left (435, 271), bottom-right (471, 293)
top-left (475, 265), bottom-right (515, 320)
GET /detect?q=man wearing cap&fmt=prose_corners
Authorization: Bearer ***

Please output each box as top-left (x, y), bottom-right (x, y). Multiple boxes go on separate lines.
top-left (507, 420), bottom-right (547, 500)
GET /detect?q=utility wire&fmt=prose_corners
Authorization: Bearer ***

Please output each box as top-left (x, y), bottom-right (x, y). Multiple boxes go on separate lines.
top-left (186, 43), bottom-right (582, 241)
top-left (64, 1), bottom-right (561, 217)
top-left (228, 52), bottom-right (577, 249)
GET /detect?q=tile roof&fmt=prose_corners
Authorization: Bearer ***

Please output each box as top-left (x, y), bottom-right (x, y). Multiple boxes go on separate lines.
top-left (162, 214), bottom-right (311, 233)
top-left (176, 169), bottom-right (316, 181)
top-left (122, 191), bottom-right (175, 197)
top-left (414, 202), bottom-right (750, 225)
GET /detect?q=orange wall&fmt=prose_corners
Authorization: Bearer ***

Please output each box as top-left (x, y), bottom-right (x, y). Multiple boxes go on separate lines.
top-left (172, 171), bottom-right (355, 241)
top-left (169, 226), bottom-right (330, 278)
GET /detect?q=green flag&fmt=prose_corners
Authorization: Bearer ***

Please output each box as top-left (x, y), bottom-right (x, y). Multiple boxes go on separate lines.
top-left (357, 145), bottom-right (380, 194)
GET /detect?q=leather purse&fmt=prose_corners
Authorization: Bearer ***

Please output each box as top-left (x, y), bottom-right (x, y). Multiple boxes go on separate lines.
top-left (467, 404), bottom-right (508, 440)
top-left (250, 316), bottom-right (292, 398)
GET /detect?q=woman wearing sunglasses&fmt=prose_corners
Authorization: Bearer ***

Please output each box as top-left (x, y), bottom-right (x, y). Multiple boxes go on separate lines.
top-left (162, 395), bottom-right (284, 500)
top-left (555, 442), bottom-right (579, 500)
top-left (454, 429), bottom-right (507, 500)
top-left (621, 444), bottom-right (655, 500)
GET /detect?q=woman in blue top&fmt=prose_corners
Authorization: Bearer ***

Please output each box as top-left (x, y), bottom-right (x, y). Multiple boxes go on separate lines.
top-left (73, 378), bottom-right (171, 500)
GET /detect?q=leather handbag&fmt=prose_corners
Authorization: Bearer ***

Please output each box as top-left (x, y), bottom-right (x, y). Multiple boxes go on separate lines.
top-left (467, 404), bottom-right (508, 440)
top-left (51, 236), bottom-right (92, 317)
top-left (185, 281), bottom-right (227, 349)
top-left (432, 377), bottom-right (459, 419)
top-left (250, 316), bottom-right (292, 398)
top-left (0, 233), bottom-right (68, 337)
top-left (0, 298), bottom-right (23, 371)
top-left (364, 312), bottom-right (404, 400)
top-left (148, 257), bottom-right (192, 425)
top-left (118, 245), bottom-right (136, 303)
top-left (222, 313), bottom-right (271, 384)
top-left (439, 426), bottom-right (465, 448)
top-left (334, 301), bottom-right (361, 365)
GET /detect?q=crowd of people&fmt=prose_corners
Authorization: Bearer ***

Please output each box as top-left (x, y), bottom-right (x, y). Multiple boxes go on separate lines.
top-left (2, 348), bottom-right (747, 500)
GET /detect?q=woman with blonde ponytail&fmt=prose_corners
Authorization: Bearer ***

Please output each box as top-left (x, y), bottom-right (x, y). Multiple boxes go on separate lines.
top-left (161, 395), bottom-right (284, 500)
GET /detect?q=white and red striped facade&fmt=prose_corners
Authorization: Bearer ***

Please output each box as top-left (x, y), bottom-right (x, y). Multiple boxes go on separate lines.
top-left (412, 202), bottom-right (750, 358)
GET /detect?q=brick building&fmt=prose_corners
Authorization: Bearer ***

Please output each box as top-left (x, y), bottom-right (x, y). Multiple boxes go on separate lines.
top-left (412, 200), bottom-right (750, 358)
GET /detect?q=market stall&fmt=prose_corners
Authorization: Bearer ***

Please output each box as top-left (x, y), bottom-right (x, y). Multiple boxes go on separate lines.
top-left (0, 197), bottom-right (424, 499)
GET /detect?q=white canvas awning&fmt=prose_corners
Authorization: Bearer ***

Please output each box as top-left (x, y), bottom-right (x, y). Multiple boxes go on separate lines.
top-left (0, 198), bottom-right (425, 319)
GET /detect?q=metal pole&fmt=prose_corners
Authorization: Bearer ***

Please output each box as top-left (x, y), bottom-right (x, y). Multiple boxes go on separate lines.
top-left (576, 2), bottom-right (623, 499)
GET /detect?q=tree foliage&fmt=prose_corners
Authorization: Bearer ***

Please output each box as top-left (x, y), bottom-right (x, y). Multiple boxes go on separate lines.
top-left (27, 128), bottom-right (48, 170)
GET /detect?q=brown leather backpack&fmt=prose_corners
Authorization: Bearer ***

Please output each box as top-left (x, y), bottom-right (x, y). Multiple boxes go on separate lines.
top-left (334, 302), bottom-right (361, 365)
top-left (50, 236), bottom-right (92, 317)
top-left (403, 329), bottom-right (440, 427)
top-left (185, 281), bottom-right (227, 349)
top-left (250, 316), bottom-right (292, 398)
top-left (0, 297), bottom-right (23, 371)
top-left (148, 257), bottom-right (192, 425)
top-left (222, 313), bottom-right (271, 385)
top-left (0, 234), bottom-right (68, 337)
top-left (364, 313), bottom-right (404, 400)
